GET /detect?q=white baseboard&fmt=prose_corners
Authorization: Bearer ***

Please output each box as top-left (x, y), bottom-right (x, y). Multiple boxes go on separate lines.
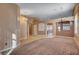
top-left (6, 48), bottom-right (15, 55)
top-left (0, 47), bottom-right (12, 53)
top-left (7, 44), bottom-right (20, 55)
top-left (0, 44), bottom-right (20, 55)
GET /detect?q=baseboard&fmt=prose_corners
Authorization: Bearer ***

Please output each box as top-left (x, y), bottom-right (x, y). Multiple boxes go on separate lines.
top-left (0, 47), bottom-right (12, 53)
top-left (55, 35), bottom-right (74, 38)
top-left (6, 48), bottom-right (15, 55)
top-left (0, 44), bottom-right (20, 55)
top-left (7, 44), bottom-right (20, 55)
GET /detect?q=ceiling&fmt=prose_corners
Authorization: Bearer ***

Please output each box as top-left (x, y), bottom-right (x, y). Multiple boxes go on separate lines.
top-left (17, 3), bottom-right (75, 20)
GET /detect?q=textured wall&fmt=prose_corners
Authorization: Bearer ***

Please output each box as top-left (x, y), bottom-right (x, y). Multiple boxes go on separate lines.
top-left (20, 16), bottom-right (28, 39)
top-left (0, 4), bottom-right (20, 51)
top-left (74, 4), bottom-right (79, 35)
top-left (19, 16), bottom-right (28, 45)
top-left (74, 4), bottom-right (79, 47)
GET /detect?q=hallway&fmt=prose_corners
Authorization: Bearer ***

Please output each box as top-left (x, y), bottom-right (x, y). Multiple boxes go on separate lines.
top-left (11, 36), bottom-right (79, 55)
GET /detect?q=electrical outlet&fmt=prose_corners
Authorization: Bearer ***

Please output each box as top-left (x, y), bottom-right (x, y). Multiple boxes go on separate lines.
top-left (5, 43), bottom-right (7, 46)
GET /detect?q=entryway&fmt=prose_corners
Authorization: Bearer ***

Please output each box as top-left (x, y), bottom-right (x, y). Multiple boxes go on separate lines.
top-left (46, 24), bottom-right (53, 38)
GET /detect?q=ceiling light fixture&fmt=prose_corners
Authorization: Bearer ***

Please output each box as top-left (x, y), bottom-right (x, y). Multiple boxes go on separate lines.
top-left (20, 9), bottom-right (33, 15)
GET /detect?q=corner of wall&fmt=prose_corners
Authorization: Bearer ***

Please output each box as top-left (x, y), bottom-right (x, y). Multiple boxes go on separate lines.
top-left (74, 34), bottom-right (79, 47)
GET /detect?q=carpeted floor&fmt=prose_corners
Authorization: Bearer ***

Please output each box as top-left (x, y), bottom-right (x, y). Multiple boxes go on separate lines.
top-left (11, 36), bottom-right (79, 55)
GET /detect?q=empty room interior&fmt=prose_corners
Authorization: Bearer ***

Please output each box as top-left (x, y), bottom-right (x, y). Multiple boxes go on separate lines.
top-left (0, 3), bottom-right (79, 55)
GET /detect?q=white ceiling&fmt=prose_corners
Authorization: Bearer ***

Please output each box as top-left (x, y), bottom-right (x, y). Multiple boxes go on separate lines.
top-left (17, 3), bottom-right (75, 20)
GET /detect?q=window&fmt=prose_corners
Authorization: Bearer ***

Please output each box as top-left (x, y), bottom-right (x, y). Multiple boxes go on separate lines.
top-left (58, 26), bottom-right (61, 31)
top-left (57, 22), bottom-right (71, 31)
top-left (57, 23), bottom-right (61, 31)
top-left (63, 23), bottom-right (70, 30)
top-left (38, 23), bottom-right (45, 31)
top-left (58, 23), bottom-right (61, 31)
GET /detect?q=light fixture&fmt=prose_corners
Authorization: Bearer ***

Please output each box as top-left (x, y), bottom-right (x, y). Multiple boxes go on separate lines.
top-left (21, 9), bottom-right (33, 15)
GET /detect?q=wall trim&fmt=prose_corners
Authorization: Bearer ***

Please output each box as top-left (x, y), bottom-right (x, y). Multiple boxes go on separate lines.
top-left (0, 47), bottom-right (12, 53)
top-left (7, 44), bottom-right (20, 55)
top-left (55, 35), bottom-right (74, 38)
top-left (0, 43), bottom-right (20, 55)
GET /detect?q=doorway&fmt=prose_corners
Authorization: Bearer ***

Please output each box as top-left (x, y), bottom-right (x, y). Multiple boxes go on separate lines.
top-left (46, 24), bottom-right (53, 38)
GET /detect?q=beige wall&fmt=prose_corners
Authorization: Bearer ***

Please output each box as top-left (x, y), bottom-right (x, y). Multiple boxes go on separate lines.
top-left (74, 4), bottom-right (79, 47)
top-left (47, 16), bottom-right (74, 37)
top-left (28, 18), bottom-right (46, 36)
top-left (0, 4), bottom-right (20, 51)
top-left (47, 16), bottom-right (74, 36)
top-left (19, 16), bottom-right (28, 45)
top-left (74, 4), bottom-right (79, 35)
top-left (29, 16), bottom-right (74, 37)
top-left (74, 4), bottom-right (79, 34)
top-left (20, 16), bottom-right (28, 39)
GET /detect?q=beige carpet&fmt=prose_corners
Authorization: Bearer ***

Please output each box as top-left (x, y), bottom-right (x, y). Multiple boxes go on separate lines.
top-left (11, 36), bottom-right (79, 55)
